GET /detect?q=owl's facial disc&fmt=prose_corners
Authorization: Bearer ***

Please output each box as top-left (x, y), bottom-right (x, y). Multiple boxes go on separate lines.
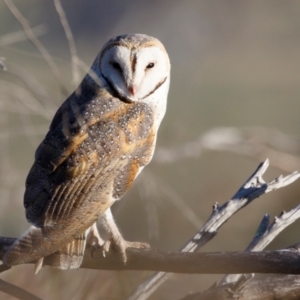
top-left (100, 45), bottom-right (169, 102)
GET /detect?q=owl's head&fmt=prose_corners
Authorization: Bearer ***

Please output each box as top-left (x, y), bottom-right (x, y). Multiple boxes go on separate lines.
top-left (96, 34), bottom-right (170, 103)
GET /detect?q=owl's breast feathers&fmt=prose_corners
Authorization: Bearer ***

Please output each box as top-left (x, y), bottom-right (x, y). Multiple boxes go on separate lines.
top-left (24, 83), bottom-right (156, 230)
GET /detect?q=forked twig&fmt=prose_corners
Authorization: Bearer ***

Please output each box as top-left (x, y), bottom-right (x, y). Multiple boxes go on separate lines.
top-left (219, 204), bottom-right (300, 285)
top-left (179, 275), bottom-right (300, 300)
top-left (127, 159), bottom-right (300, 300)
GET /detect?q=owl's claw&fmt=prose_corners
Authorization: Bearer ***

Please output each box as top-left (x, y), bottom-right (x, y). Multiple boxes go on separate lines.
top-left (87, 223), bottom-right (104, 258)
top-left (34, 257), bottom-right (44, 275)
top-left (102, 237), bottom-right (150, 263)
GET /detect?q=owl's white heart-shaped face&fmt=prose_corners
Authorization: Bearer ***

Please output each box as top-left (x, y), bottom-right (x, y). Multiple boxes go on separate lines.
top-left (98, 34), bottom-right (170, 103)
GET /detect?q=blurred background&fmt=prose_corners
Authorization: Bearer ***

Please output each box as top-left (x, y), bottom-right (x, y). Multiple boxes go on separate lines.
top-left (1, 0), bottom-right (300, 299)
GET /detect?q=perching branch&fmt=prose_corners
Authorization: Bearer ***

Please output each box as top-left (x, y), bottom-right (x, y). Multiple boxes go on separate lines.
top-left (0, 161), bottom-right (298, 300)
top-left (2, 239), bottom-right (300, 275)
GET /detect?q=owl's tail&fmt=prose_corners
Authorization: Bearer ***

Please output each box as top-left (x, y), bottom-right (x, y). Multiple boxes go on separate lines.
top-left (43, 231), bottom-right (88, 272)
top-left (3, 224), bottom-right (100, 274)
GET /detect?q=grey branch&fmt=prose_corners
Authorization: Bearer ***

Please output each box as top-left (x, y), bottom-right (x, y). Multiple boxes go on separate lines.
top-left (127, 159), bottom-right (300, 300)
top-left (0, 160), bottom-right (298, 300)
top-left (179, 275), bottom-right (300, 300)
top-left (1, 241), bottom-right (300, 274)
top-left (219, 204), bottom-right (300, 286)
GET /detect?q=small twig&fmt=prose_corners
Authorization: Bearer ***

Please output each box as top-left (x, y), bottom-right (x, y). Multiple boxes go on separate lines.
top-left (53, 0), bottom-right (80, 86)
top-left (4, 63), bottom-right (56, 115)
top-left (138, 171), bottom-right (203, 233)
top-left (154, 127), bottom-right (300, 173)
top-left (219, 204), bottom-right (300, 285)
top-left (0, 24), bottom-right (47, 47)
top-left (1, 79), bottom-right (53, 120)
top-left (178, 275), bottom-right (300, 300)
top-left (228, 274), bottom-right (254, 294)
top-left (0, 278), bottom-right (42, 300)
top-left (73, 56), bottom-right (103, 87)
top-left (0, 125), bottom-right (48, 140)
top-left (3, 0), bottom-right (68, 96)
top-left (0, 57), bottom-right (7, 71)
top-left (127, 159), bottom-right (300, 300)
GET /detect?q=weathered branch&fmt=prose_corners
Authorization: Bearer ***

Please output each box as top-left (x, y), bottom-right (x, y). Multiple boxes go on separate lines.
top-left (179, 275), bottom-right (300, 300)
top-left (219, 203), bottom-right (300, 285)
top-left (1, 240), bottom-right (300, 275)
top-left (126, 159), bottom-right (300, 300)
top-left (0, 160), bottom-right (297, 300)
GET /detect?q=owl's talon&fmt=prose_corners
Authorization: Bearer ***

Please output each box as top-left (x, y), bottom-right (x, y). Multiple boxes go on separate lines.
top-left (87, 223), bottom-right (104, 258)
top-left (34, 257), bottom-right (44, 275)
top-left (102, 237), bottom-right (150, 263)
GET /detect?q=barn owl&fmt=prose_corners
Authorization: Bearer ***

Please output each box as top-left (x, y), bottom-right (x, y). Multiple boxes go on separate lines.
top-left (3, 34), bottom-right (170, 273)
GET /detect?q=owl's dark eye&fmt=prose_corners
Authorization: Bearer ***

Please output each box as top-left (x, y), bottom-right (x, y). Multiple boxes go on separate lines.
top-left (111, 62), bottom-right (122, 71)
top-left (146, 62), bottom-right (155, 69)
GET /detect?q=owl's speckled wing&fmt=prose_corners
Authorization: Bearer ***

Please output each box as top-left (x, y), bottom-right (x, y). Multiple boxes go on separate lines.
top-left (26, 82), bottom-right (155, 229)
top-left (3, 33), bottom-right (170, 269)
top-left (4, 81), bottom-right (156, 266)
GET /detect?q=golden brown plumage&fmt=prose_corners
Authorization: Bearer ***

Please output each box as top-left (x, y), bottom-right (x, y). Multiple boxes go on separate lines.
top-left (3, 34), bottom-right (170, 271)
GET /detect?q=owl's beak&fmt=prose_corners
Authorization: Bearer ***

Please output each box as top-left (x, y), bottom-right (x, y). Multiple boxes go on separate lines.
top-left (128, 85), bottom-right (137, 96)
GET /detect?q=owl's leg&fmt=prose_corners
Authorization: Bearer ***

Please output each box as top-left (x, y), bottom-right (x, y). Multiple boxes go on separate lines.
top-left (101, 208), bottom-right (150, 263)
top-left (87, 222), bottom-right (105, 258)
top-left (87, 222), bottom-right (104, 247)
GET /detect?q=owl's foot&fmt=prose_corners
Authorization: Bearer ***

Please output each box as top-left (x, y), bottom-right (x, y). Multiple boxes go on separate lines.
top-left (102, 237), bottom-right (149, 263)
top-left (99, 208), bottom-right (150, 262)
top-left (88, 223), bottom-right (104, 258)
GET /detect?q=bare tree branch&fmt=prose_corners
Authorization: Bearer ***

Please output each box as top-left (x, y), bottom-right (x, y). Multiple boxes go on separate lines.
top-left (2, 241), bottom-right (300, 275)
top-left (179, 275), bottom-right (300, 300)
top-left (126, 159), bottom-right (300, 300)
top-left (73, 56), bottom-right (103, 87)
top-left (219, 204), bottom-right (300, 286)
